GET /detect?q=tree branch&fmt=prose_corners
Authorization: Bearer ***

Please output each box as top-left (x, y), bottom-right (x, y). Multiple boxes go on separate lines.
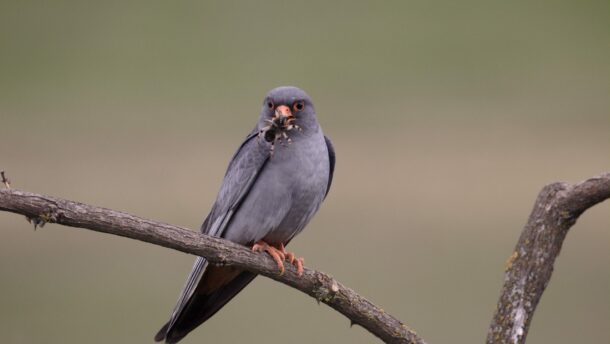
top-left (0, 188), bottom-right (425, 344)
top-left (487, 172), bottom-right (610, 344)
top-left (3, 172), bottom-right (608, 344)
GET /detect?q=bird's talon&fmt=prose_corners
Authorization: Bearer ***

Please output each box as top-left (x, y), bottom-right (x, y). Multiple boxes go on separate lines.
top-left (295, 258), bottom-right (304, 277)
top-left (253, 241), bottom-right (304, 276)
top-left (252, 240), bottom-right (286, 275)
top-left (286, 252), bottom-right (295, 264)
top-left (278, 243), bottom-right (304, 277)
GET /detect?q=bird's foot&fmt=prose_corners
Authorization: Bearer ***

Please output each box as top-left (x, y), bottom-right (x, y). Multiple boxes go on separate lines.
top-left (252, 240), bottom-right (286, 275)
top-left (278, 243), bottom-right (304, 277)
top-left (251, 241), bottom-right (304, 277)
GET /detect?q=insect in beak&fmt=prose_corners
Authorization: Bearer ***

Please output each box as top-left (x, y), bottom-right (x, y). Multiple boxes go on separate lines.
top-left (258, 104), bottom-right (301, 156)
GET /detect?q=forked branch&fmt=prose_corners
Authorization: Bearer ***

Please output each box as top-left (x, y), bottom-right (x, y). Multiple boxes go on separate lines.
top-left (487, 172), bottom-right (610, 343)
top-left (1, 172), bottom-right (608, 344)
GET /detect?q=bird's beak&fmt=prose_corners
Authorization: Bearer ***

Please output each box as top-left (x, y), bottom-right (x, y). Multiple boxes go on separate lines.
top-left (275, 105), bottom-right (292, 118)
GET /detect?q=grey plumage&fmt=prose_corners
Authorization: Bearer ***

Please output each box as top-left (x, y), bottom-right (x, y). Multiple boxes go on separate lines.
top-left (155, 86), bottom-right (335, 343)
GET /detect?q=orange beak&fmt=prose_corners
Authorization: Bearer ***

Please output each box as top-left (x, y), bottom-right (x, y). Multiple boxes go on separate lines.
top-left (275, 105), bottom-right (292, 118)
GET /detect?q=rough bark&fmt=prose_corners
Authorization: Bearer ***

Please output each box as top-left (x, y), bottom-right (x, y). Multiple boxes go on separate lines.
top-left (1, 172), bottom-right (608, 344)
top-left (487, 172), bottom-right (610, 344)
top-left (0, 189), bottom-right (425, 344)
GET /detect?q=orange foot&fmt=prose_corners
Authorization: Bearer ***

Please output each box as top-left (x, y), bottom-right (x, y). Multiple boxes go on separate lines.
top-left (252, 241), bottom-right (305, 277)
top-left (278, 243), bottom-right (304, 277)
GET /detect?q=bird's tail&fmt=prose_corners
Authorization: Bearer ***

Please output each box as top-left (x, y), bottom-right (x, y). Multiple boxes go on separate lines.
top-left (154, 322), bottom-right (171, 342)
top-left (154, 269), bottom-right (257, 343)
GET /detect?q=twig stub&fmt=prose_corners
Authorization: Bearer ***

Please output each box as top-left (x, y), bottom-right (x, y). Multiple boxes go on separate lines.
top-left (0, 170), bottom-right (10, 189)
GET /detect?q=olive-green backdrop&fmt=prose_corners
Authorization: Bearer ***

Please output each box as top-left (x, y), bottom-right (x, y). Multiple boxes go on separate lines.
top-left (1, 1), bottom-right (608, 343)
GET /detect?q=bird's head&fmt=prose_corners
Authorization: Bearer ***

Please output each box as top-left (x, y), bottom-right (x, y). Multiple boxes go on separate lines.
top-left (258, 86), bottom-right (318, 139)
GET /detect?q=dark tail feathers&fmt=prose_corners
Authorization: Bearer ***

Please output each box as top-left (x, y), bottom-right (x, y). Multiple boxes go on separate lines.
top-left (154, 271), bottom-right (257, 343)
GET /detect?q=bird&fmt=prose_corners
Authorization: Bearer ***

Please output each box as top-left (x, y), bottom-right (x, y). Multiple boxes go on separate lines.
top-left (154, 86), bottom-right (335, 343)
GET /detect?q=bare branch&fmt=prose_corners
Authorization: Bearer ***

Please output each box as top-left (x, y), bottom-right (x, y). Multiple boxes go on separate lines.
top-left (487, 172), bottom-right (610, 344)
top-left (0, 189), bottom-right (425, 344)
top-left (4, 172), bottom-right (607, 344)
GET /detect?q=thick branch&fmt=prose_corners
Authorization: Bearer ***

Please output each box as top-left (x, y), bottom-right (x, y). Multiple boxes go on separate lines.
top-left (0, 189), bottom-right (425, 344)
top-left (487, 172), bottom-right (610, 344)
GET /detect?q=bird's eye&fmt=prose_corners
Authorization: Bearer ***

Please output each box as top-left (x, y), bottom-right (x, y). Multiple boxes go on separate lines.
top-left (293, 101), bottom-right (305, 112)
top-left (266, 100), bottom-right (274, 109)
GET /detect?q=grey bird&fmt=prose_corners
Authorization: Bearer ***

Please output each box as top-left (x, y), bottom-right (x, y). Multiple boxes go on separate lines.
top-left (154, 86), bottom-right (335, 343)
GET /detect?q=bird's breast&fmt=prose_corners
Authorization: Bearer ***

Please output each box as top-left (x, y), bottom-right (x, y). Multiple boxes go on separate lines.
top-left (260, 131), bottom-right (329, 243)
top-left (223, 130), bottom-right (329, 246)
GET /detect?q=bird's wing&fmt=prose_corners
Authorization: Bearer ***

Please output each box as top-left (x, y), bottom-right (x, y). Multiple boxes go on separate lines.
top-left (324, 135), bottom-right (335, 198)
top-left (203, 129), bottom-right (272, 235)
top-left (156, 129), bottom-right (270, 342)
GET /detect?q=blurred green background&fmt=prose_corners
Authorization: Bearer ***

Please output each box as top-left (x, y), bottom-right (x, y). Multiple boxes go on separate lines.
top-left (1, 1), bottom-right (608, 343)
